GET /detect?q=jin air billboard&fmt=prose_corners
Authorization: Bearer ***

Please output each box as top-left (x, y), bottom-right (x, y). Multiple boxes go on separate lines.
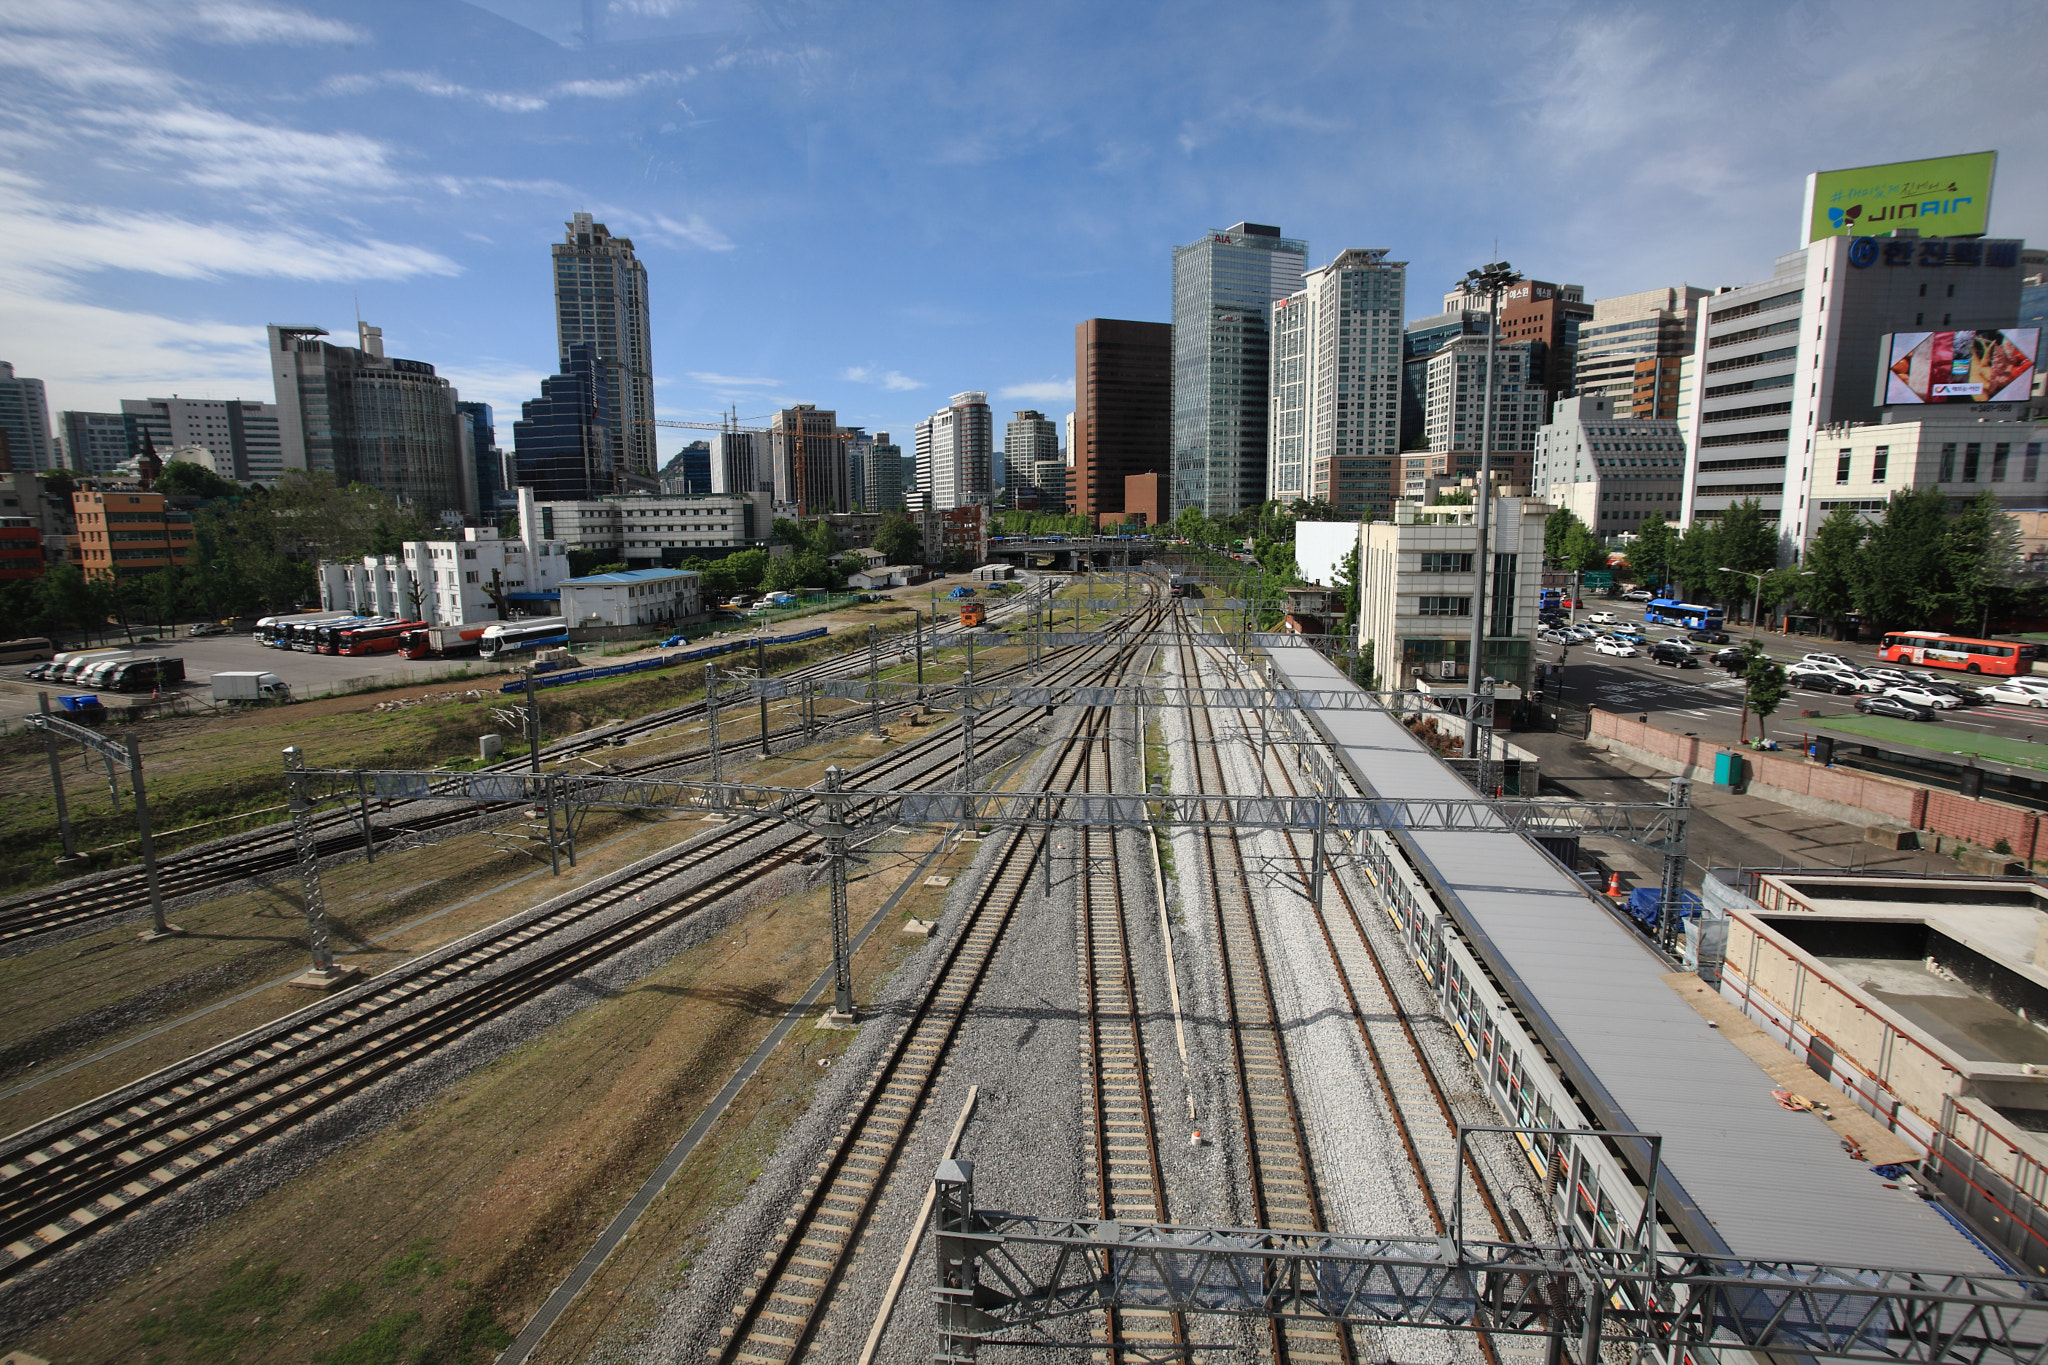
top-left (1803, 152), bottom-right (1996, 244)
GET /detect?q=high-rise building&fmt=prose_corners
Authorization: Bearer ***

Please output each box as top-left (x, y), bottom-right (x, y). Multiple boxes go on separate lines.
top-left (0, 363), bottom-right (55, 472)
top-left (69, 488), bottom-right (195, 581)
top-left (512, 342), bottom-right (612, 502)
top-left (914, 391), bottom-right (993, 511)
top-left (1453, 280), bottom-right (1591, 406)
top-left (270, 323), bottom-right (474, 516)
top-left (1267, 248), bottom-right (1406, 518)
top-left (1073, 319), bottom-right (1172, 521)
top-left (1171, 223), bottom-right (1307, 517)
top-left (659, 440), bottom-right (712, 496)
top-left (1404, 336), bottom-right (1546, 500)
top-left (552, 213), bottom-right (654, 484)
top-left (1400, 310), bottom-right (1489, 454)
top-left (1574, 286), bottom-right (1711, 415)
top-left (457, 402), bottom-right (508, 512)
top-left (845, 428), bottom-right (876, 510)
top-left (709, 430), bottom-right (768, 496)
top-left (1532, 394), bottom-right (1688, 538)
top-left (116, 397), bottom-right (282, 483)
top-left (867, 432), bottom-right (906, 512)
top-left (1680, 233), bottom-right (2031, 549)
top-left (769, 405), bottom-right (850, 514)
top-left (59, 411), bottom-right (133, 475)
top-left (1005, 410), bottom-right (1060, 503)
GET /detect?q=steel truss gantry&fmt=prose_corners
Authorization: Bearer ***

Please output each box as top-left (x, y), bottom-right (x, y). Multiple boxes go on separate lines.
top-left (929, 1158), bottom-right (2048, 1365)
top-left (26, 691), bottom-right (176, 938)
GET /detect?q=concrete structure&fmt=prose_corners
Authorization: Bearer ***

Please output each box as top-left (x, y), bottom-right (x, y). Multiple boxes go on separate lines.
top-left (868, 433), bottom-right (906, 513)
top-left (118, 396), bottom-right (283, 483)
top-left (1573, 285), bottom-right (1710, 413)
top-left (660, 440), bottom-right (712, 497)
top-left (319, 493), bottom-right (570, 625)
top-left (770, 405), bottom-right (850, 515)
top-left (1489, 279), bottom-right (1591, 407)
top-left (559, 567), bottom-right (699, 629)
top-left (270, 322), bottom-right (475, 517)
top-left (58, 411), bottom-right (133, 476)
top-left (921, 502), bottom-right (987, 566)
top-left (514, 342), bottom-right (612, 502)
top-left (0, 362), bottom-right (54, 472)
top-left (1355, 496), bottom-right (1546, 690)
top-left (1121, 471), bottom-right (1164, 528)
top-left (0, 471), bottom-right (76, 566)
top-left (981, 535), bottom-right (1151, 572)
top-left (69, 488), bottom-right (194, 581)
top-left (526, 490), bottom-right (770, 567)
top-left (553, 212), bottom-right (654, 483)
top-left (1073, 319), bottom-right (1171, 521)
top-left (1268, 248), bottom-right (1406, 518)
top-left (0, 516), bottom-right (43, 579)
top-left (1682, 232), bottom-right (2031, 542)
top-left (1805, 413), bottom-right (2048, 538)
top-left (914, 392), bottom-right (992, 512)
top-left (1172, 224), bottom-right (1307, 517)
top-left (1533, 394), bottom-right (1688, 536)
top-left (1293, 519), bottom-right (1359, 590)
top-left (1407, 336), bottom-right (1545, 499)
top-left (1400, 309), bottom-right (1488, 455)
top-left (1005, 410), bottom-right (1060, 506)
top-left (708, 429), bottom-right (768, 496)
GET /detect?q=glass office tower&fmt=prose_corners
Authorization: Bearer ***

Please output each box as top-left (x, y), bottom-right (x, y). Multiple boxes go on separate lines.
top-left (1171, 223), bottom-right (1307, 518)
top-left (552, 213), bottom-right (654, 486)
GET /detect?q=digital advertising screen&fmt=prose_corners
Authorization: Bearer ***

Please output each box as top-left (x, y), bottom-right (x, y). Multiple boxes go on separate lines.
top-left (1881, 328), bottom-right (2039, 405)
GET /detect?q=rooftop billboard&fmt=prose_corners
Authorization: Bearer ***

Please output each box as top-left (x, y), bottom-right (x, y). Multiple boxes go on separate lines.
top-left (1879, 328), bottom-right (2039, 405)
top-left (1803, 152), bottom-right (1996, 244)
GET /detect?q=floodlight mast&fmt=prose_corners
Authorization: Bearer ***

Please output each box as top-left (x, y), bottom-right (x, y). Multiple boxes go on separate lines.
top-left (1459, 260), bottom-right (1521, 762)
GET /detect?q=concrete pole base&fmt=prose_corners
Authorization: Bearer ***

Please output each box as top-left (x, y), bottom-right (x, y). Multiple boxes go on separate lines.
top-left (54, 855), bottom-right (88, 869)
top-left (814, 1008), bottom-right (858, 1030)
top-left (290, 964), bottom-right (363, 991)
top-left (137, 925), bottom-right (188, 943)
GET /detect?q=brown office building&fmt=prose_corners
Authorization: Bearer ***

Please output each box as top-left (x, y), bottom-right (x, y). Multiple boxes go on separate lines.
top-left (1632, 356), bottom-right (1685, 420)
top-left (1073, 319), bottom-right (1172, 520)
top-left (1493, 280), bottom-right (1592, 404)
top-left (70, 488), bottom-right (193, 581)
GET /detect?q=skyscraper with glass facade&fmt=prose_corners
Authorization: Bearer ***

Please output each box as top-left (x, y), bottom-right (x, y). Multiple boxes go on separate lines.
top-left (552, 213), bottom-right (653, 486)
top-left (512, 342), bottom-right (611, 502)
top-left (1171, 223), bottom-right (1306, 517)
top-left (1267, 248), bottom-right (1405, 518)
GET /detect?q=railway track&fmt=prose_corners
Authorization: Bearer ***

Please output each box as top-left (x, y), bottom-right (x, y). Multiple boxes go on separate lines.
top-left (1077, 717), bottom-right (1181, 1359)
top-left (1199, 635), bottom-right (1516, 1365)
top-left (1174, 617), bottom-right (1353, 1365)
top-left (0, 607), bottom-right (1149, 1285)
top-left (713, 646), bottom-right (1149, 1365)
top-left (0, 587), bottom-right (1068, 949)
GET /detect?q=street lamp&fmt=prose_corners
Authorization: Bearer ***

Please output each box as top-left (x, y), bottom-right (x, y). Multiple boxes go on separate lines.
top-left (1459, 260), bottom-right (1521, 759)
top-left (1719, 567), bottom-right (1812, 643)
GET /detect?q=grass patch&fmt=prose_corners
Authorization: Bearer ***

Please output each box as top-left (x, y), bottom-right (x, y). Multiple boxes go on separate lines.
top-left (383, 1238), bottom-right (448, 1286)
top-left (306, 1278), bottom-right (367, 1322)
top-left (135, 1256), bottom-right (304, 1361)
top-left (1818, 714), bottom-right (2048, 773)
top-left (313, 1309), bottom-right (419, 1365)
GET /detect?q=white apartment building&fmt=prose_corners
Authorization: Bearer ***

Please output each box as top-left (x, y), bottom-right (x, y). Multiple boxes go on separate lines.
top-left (1682, 231), bottom-right (2031, 546)
top-left (1806, 414), bottom-right (2048, 531)
top-left (915, 391), bottom-right (993, 510)
top-left (1402, 337), bottom-right (1545, 499)
top-left (527, 490), bottom-right (771, 567)
top-left (1356, 496), bottom-right (1547, 691)
top-left (1532, 394), bottom-right (1687, 535)
top-left (559, 568), bottom-right (701, 628)
top-left (318, 523), bottom-right (572, 629)
top-left (1268, 248), bottom-right (1406, 516)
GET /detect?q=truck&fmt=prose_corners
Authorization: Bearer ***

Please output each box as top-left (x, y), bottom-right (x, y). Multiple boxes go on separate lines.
top-left (399, 624), bottom-right (488, 660)
top-left (211, 671), bottom-right (291, 704)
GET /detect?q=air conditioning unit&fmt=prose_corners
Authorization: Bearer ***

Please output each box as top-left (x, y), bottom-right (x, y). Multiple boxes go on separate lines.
top-left (1439, 659), bottom-right (1461, 679)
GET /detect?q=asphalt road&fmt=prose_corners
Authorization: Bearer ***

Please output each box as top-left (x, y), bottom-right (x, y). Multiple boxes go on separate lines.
top-left (1544, 619), bottom-right (2048, 755)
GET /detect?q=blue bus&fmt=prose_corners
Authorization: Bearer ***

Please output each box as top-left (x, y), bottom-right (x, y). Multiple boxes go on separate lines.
top-left (1643, 599), bottom-right (1724, 631)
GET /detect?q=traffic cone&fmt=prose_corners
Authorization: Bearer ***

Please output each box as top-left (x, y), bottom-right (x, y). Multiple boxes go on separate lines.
top-left (1605, 871), bottom-right (1623, 898)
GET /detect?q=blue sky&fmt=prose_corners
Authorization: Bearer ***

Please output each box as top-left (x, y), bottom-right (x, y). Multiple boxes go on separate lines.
top-left (3, 0), bottom-right (2043, 456)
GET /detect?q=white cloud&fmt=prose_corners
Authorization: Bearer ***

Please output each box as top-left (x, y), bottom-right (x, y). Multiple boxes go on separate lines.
top-left (189, 2), bottom-right (366, 45)
top-left (844, 366), bottom-right (924, 392)
top-left (997, 379), bottom-right (1071, 403)
top-left (688, 371), bottom-right (783, 387)
top-left (79, 103), bottom-right (402, 194)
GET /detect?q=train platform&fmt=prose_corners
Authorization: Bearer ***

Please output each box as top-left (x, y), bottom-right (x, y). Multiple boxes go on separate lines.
top-left (1263, 640), bottom-right (1989, 1272)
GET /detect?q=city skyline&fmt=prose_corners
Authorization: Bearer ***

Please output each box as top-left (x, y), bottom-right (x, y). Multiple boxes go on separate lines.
top-left (2, 1), bottom-right (2043, 470)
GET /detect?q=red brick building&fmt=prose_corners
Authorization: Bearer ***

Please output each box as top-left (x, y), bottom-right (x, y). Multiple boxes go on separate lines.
top-left (1073, 319), bottom-right (1172, 521)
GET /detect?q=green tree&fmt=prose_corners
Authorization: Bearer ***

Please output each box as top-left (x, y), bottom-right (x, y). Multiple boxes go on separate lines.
top-left (1743, 649), bottom-right (1788, 742)
top-left (1429, 487), bottom-right (1473, 506)
top-left (1544, 506), bottom-right (1577, 564)
top-left (1334, 543), bottom-right (1363, 627)
top-left (833, 551), bottom-right (870, 584)
top-left (1800, 506), bottom-right (1866, 623)
top-left (1850, 486), bottom-right (1950, 628)
top-left (1946, 489), bottom-right (2024, 635)
top-left (1707, 499), bottom-right (1777, 609)
top-left (1288, 497), bottom-right (1346, 522)
top-left (874, 512), bottom-right (921, 564)
top-left (1560, 519), bottom-right (1603, 573)
top-left (1631, 513), bottom-right (1679, 591)
top-left (154, 461), bottom-right (238, 500)
top-left (1172, 504), bottom-right (1214, 546)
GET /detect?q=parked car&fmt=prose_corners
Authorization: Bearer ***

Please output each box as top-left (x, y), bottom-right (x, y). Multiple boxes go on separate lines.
top-left (1585, 611), bottom-right (1620, 625)
top-left (1563, 626), bottom-right (1598, 642)
top-left (1623, 588), bottom-right (1654, 601)
top-left (187, 621), bottom-right (230, 637)
top-left (21, 661), bottom-right (54, 680)
top-left (1861, 667), bottom-right (1917, 687)
top-left (1977, 681), bottom-right (2048, 707)
top-left (1789, 671), bottom-right (1857, 695)
top-left (1659, 638), bottom-right (1703, 654)
top-left (1649, 642), bottom-right (1700, 668)
top-left (1595, 639), bottom-right (1638, 657)
top-left (1712, 647), bottom-right (1748, 671)
top-left (1856, 694), bottom-right (1937, 721)
top-left (1539, 628), bottom-right (1573, 644)
top-left (1883, 684), bottom-right (1960, 710)
top-left (1800, 652), bottom-right (1857, 671)
top-left (1608, 630), bottom-right (1648, 646)
top-left (1685, 629), bottom-right (1730, 645)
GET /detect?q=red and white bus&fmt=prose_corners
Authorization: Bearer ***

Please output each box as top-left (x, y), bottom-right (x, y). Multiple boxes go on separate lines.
top-left (338, 619), bottom-right (427, 656)
top-left (1879, 630), bottom-right (2039, 676)
top-left (399, 624), bottom-right (489, 660)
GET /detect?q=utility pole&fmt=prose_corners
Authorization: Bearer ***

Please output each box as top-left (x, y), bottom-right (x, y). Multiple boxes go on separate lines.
top-left (523, 666), bottom-right (540, 773)
top-left (867, 624), bottom-right (887, 738)
top-left (37, 693), bottom-right (79, 865)
top-left (705, 662), bottom-right (722, 790)
top-left (28, 697), bottom-right (173, 934)
top-left (1460, 260), bottom-right (1521, 760)
top-left (756, 635), bottom-right (770, 757)
top-left (282, 746), bottom-right (352, 985)
top-left (820, 765), bottom-right (855, 1023)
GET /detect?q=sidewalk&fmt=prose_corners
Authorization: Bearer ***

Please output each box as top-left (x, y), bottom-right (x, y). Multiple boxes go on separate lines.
top-left (1514, 729), bottom-right (1966, 893)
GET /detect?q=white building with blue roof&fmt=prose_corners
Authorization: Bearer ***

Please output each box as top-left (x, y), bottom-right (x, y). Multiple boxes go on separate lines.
top-left (558, 567), bottom-right (700, 629)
